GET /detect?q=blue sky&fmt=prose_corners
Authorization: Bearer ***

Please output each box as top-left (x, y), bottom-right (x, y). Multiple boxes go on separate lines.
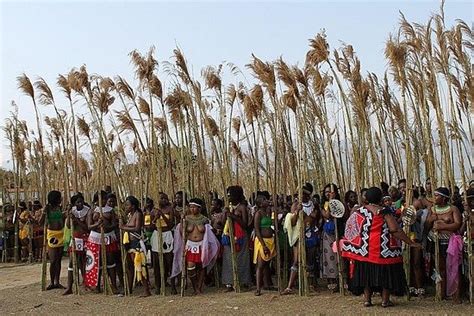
top-left (0, 0), bottom-right (472, 168)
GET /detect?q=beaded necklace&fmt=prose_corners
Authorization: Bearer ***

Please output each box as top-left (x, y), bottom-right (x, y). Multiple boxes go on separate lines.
top-left (186, 213), bottom-right (208, 225)
top-left (434, 204), bottom-right (451, 215)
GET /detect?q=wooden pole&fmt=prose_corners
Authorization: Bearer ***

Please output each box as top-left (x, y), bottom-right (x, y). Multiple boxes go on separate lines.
top-left (403, 209), bottom-right (411, 301)
top-left (297, 210), bottom-right (306, 296)
top-left (156, 218), bottom-right (166, 296)
top-left (273, 197), bottom-right (281, 293)
top-left (40, 214), bottom-right (48, 291)
top-left (118, 214), bottom-right (130, 296)
top-left (331, 185), bottom-right (345, 295)
top-left (434, 230), bottom-right (442, 301)
top-left (180, 217), bottom-right (187, 297)
top-left (28, 218), bottom-right (33, 263)
top-left (227, 202), bottom-right (241, 293)
top-left (466, 206), bottom-right (472, 304)
top-left (296, 106), bottom-right (309, 297)
top-left (69, 215), bottom-right (80, 295)
top-left (282, 221), bottom-right (289, 287)
top-left (98, 185), bottom-right (111, 295)
top-left (333, 217), bottom-right (345, 295)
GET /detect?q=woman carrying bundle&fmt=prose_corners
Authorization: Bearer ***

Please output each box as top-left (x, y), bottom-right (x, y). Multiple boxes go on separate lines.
top-left (40, 190), bottom-right (65, 290)
top-left (342, 187), bottom-right (420, 307)
top-left (253, 195), bottom-right (276, 296)
top-left (120, 195), bottom-right (151, 297)
top-left (63, 193), bottom-right (90, 295)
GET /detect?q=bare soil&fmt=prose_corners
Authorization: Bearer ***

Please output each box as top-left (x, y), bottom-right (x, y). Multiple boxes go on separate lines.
top-left (0, 260), bottom-right (472, 315)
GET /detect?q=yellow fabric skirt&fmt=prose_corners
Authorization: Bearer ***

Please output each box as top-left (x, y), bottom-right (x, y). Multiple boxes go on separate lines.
top-left (253, 237), bottom-right (276, 264)
top-left (19, 226), bottom-right (29, 240)
top-left (47, 229), bottom-right (64, 248)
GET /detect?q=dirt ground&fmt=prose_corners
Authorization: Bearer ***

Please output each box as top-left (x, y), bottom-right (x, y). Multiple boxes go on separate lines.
top-left (0, 260), bottom-right (473, 315)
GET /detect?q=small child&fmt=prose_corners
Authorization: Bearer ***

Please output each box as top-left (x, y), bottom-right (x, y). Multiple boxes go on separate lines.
top-left (382, 196), bottom-right (396, 216)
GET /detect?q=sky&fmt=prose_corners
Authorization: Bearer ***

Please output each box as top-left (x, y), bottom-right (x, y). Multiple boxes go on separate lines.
top-left (0, 0), bottom-right (472, 169)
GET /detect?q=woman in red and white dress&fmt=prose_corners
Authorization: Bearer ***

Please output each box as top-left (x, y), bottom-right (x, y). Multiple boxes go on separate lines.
top-left (342, 187), bottom-right (420, 308)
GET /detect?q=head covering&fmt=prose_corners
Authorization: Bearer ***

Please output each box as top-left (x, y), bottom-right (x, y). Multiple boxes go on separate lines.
top-left (465, 188), bottom-right (474, 199)
top-left (302, 182), bottom-right (313, 195)
top-left (189, 198), bottom-right (204, 208)
top-left (434, 187), bottom-right (450, 198)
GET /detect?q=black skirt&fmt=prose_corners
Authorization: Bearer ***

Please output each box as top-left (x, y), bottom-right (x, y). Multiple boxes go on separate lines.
top-left (348, 261), bottom-right (407, 296)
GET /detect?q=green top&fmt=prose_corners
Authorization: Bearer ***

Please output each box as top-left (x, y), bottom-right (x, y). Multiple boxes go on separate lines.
top-left (260, 215), bottom-right (272, 229)
top-left (47, 208), bottom-right (63, 225)
top-left (394, 198), bottom-right (403, 210)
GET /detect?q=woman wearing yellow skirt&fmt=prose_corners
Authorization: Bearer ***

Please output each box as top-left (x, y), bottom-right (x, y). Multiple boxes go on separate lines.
top-left (253, 195), bottom-right (276, 296)
top-left (40, 190), bottom-right (65, 290)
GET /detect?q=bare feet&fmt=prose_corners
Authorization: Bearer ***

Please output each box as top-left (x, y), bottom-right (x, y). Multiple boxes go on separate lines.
top-left (62, 288), bottom-right (73, 296)
top-left (46, 284), bottom-right (55, 291)
top-left (111, 286), bottom-right (119, 295)
top-left (281, 288), bottom-right (293, 295)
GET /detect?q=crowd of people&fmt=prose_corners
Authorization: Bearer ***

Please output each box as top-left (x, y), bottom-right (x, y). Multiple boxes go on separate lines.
top-left (1, 179), bottom-right (473, 307)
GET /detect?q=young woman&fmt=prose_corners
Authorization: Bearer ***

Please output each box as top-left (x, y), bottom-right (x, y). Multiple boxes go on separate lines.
top-left (85, 190), bottom-right (119, 293)
top-left (143, 197), bottom-right (155, 249)
top-left (63, 194), bottom-right (90, 295)
top-left (342, 187), bottom-right (420, 307)
top-left (253, 195), bottom-right (276, 296)
top-left (106, 193), bottom-right (125, 289)
top-left (150, 193), bottom-right (176, 294)
top-left (425, 187), bottom-right (462, 301)
top-left (40, 190), bottom-right (65, 290)
top-left (210, 198), bottom-right (225, 239)
top-left (171, 198), bottom-right (219, 295)
top-left (321, 183), bottom-right (343, 292)
top-left (120, 195), bottom-right (151, 297)
top-left (345, 190), bottom-right (358, 212)
top-left (32, 200), bottom-right (43, 261)
top-left (173, 191), bottom-right (188, 223)
top-left (282, 183), bottom-right (319, 294)
top-left (18, 202), bottom-right (32, 261)
top-left (406, 188), bottom-right (428, 297)
top-left (222, 186), bottom-right (252, 291)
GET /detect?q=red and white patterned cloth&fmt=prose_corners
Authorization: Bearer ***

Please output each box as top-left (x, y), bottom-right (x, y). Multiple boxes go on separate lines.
top-left (85, 241), bottom-right (100, 288)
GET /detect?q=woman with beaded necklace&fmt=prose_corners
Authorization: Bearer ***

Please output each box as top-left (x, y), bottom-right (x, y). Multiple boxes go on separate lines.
top-left (424, 187), bottom-right (462, 301)
top-left (221, 185), bottom-right (252, 291)
top-left (171, 198), bottom-right (219, 295)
